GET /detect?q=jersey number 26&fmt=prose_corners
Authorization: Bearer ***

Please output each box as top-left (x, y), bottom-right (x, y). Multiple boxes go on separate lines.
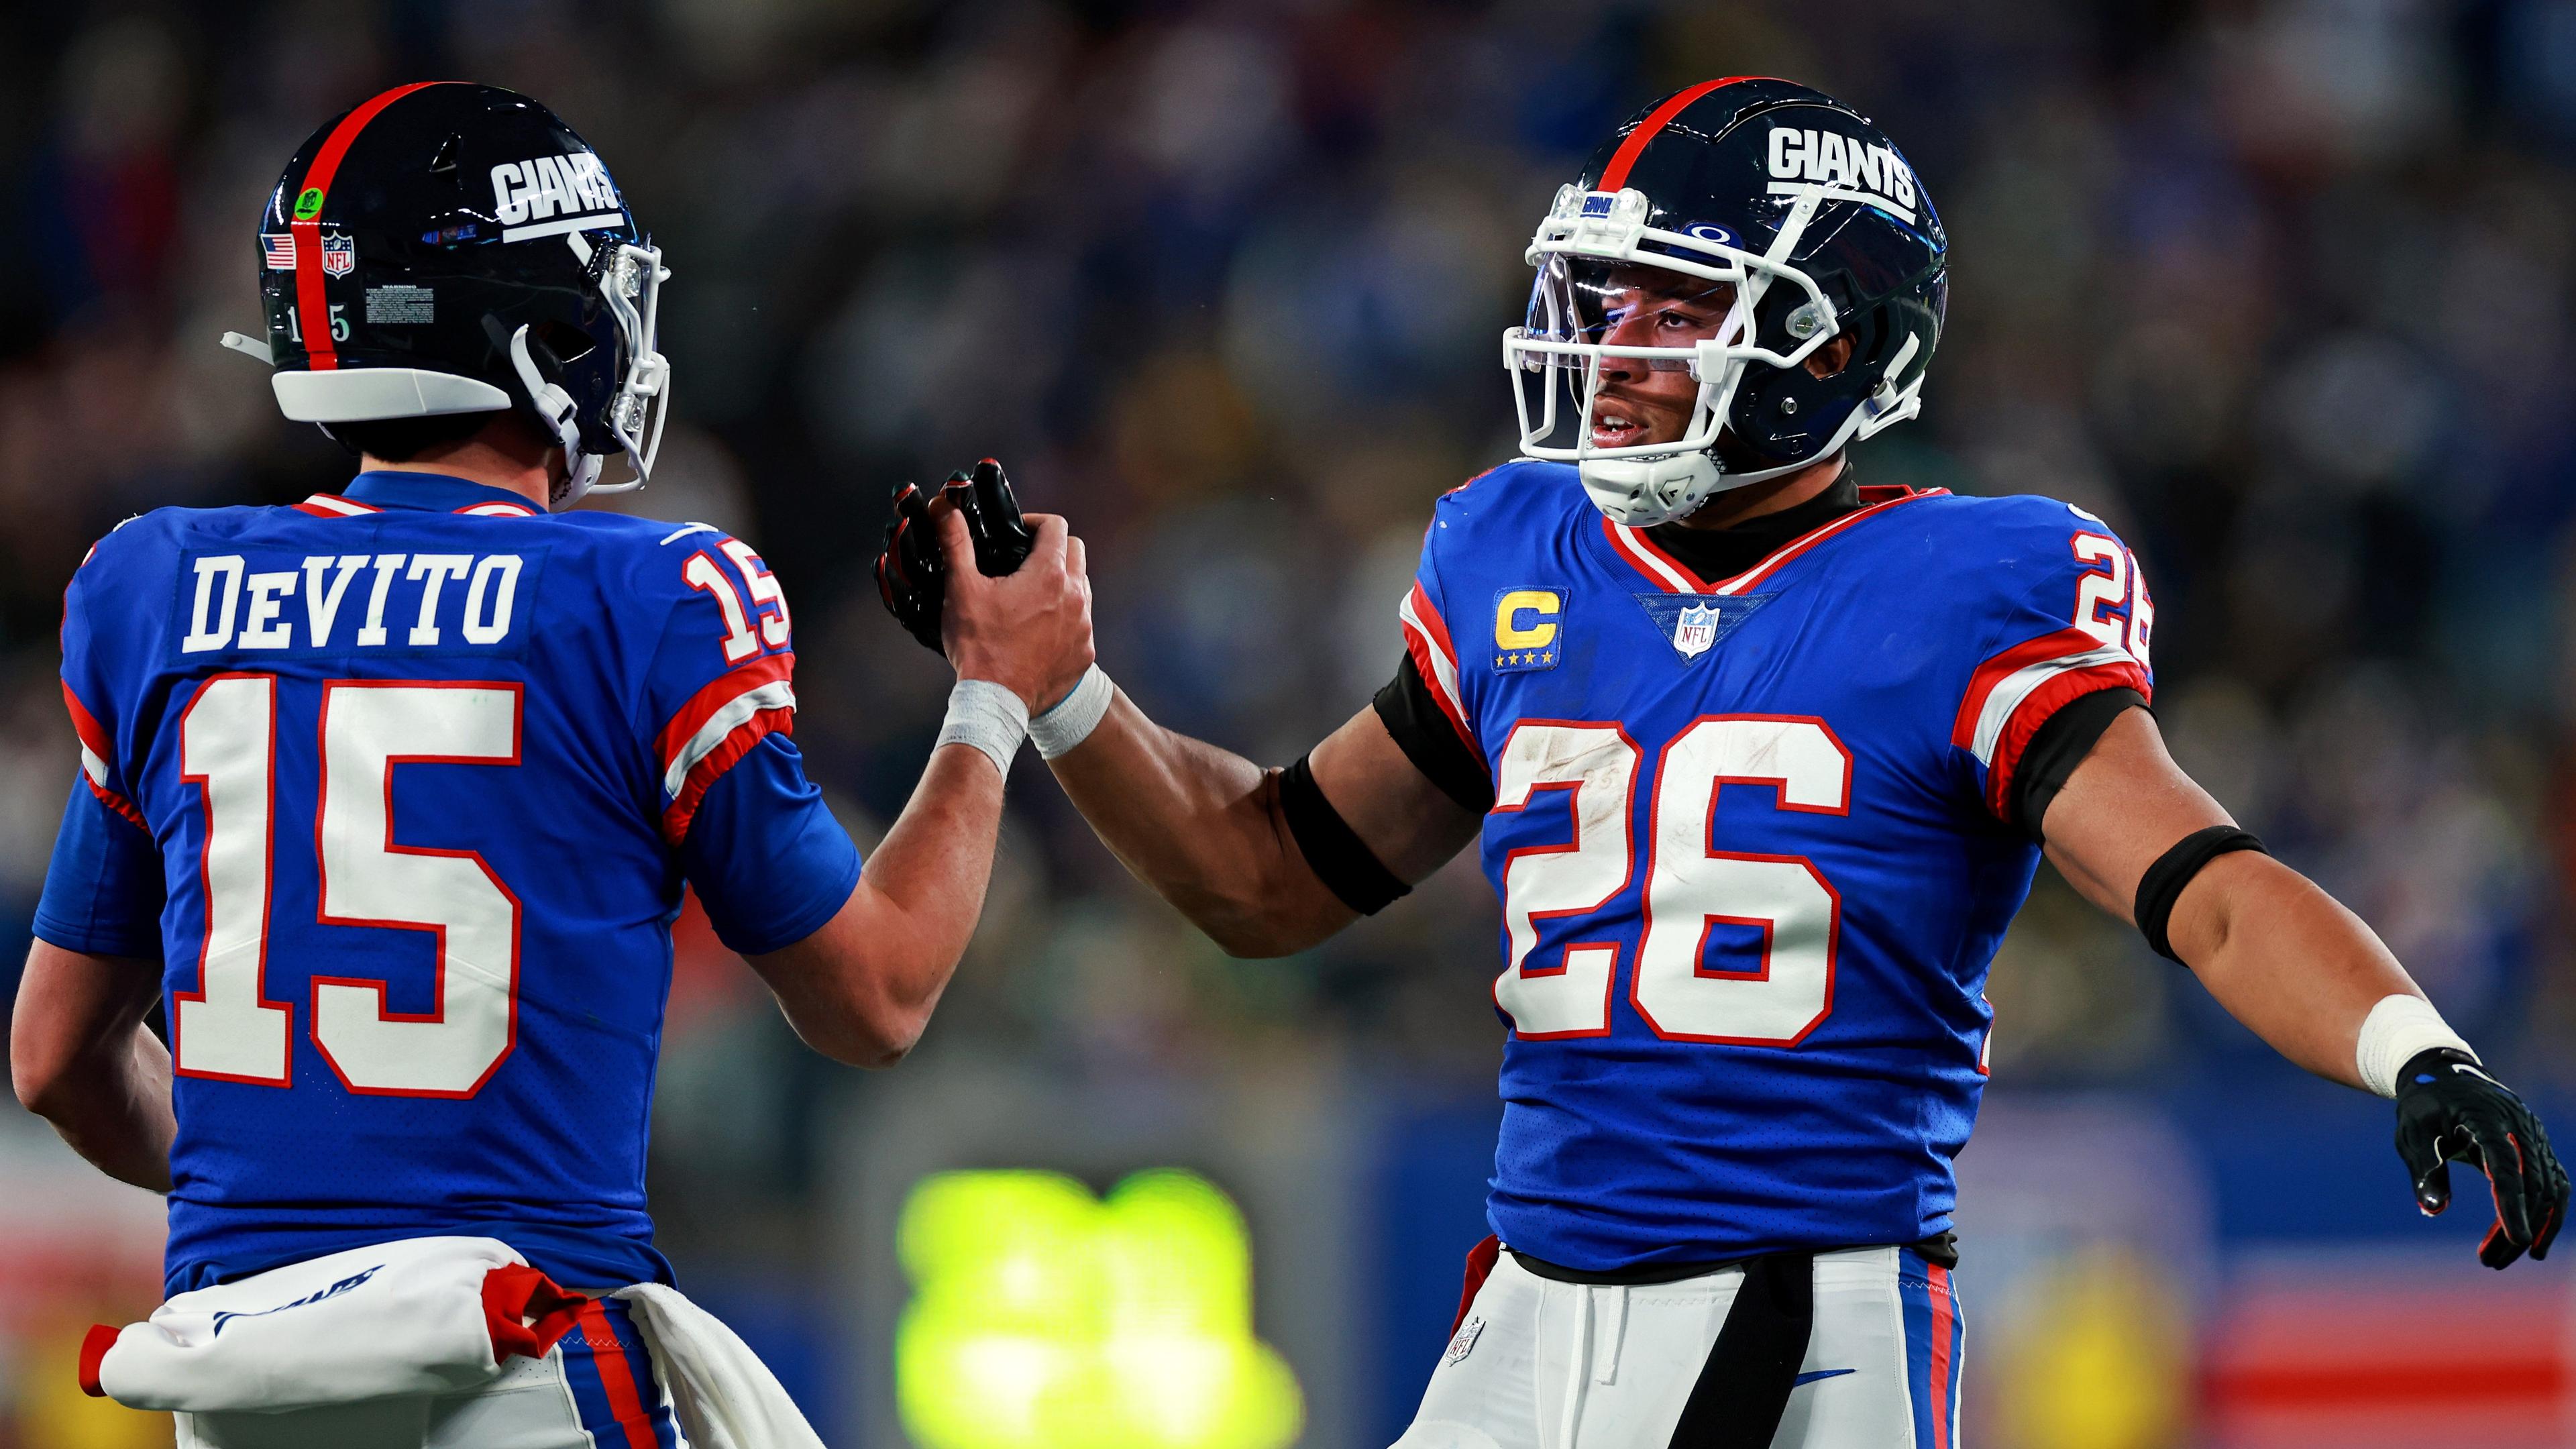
top-left (1493, 715), bottom-right (1846, 1045)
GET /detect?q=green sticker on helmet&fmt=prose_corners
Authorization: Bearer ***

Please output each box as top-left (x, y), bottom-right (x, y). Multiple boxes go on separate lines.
top-left (293, 187), bottom-right (324, 221)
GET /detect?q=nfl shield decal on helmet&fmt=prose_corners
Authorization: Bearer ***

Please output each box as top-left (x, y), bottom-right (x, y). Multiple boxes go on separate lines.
top-left (320, 231), bottom-right (357, 278)
top-left (1672, 602), bottom-right (1719, 657)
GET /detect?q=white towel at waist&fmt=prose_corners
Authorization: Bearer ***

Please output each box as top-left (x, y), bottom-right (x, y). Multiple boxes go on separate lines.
top-left (79, 1235), bottom-right (587, 1414)
top-left (614, 1283), bottom-right (826, 1449)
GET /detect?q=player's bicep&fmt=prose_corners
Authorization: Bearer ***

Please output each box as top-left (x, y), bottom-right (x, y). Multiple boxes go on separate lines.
top-left (39, 534), bottom-right (166, 961)
top-left (679, 735), bottom-right (861, 956)
top-left (1951, 514), bottom-right (2157, 822)
top-left (1309, 705), bottom-right (1483, 885)
top-left (12, 937), bottom-right (162, 1093)
top-left (34, 774), bottom-right (165, 961)
top-left (2039, 708), bottom-right (2233, 922)
top-left (639, 533), bottom-right (801, 843)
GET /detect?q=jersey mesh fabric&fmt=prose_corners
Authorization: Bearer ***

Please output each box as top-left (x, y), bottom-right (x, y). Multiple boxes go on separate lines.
top-left (37, 470), bottom-right (858, 1293)
top-left (1397, 460), bottom-right (2155, 1271)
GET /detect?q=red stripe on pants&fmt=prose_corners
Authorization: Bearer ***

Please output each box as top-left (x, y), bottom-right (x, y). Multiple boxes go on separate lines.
top-left (574, 1302), bottom-right (659, 1449)
top-left (1926, 1263), bottom-right (1955, 1449)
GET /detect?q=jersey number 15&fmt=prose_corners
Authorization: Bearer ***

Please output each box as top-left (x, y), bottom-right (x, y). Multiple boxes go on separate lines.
top-left (173, 676), bottom-right (522, 1097)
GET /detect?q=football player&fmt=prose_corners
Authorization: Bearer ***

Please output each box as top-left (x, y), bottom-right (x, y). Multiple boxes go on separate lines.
top-left (885, 79), bottom-right (2569, 1447)
top-left (9, 84), bottom-right (1089, 1447)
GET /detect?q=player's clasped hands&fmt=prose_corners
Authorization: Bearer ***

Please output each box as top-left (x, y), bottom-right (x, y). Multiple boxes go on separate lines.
top-left (928, 493), bottom-right (1094, 713)
top-left (877, 458), bottom-right (1095, 712)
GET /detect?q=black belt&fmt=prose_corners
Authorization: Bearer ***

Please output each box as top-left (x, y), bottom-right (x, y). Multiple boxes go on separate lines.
top-left (1507, 1230), bottom-right (1957, 1284)
top-left (1506, 1234), bottom-right (1957, 1449)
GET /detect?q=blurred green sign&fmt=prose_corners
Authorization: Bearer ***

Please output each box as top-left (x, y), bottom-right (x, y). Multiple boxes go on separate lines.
top-left (896, 1167), bottom-right (1304, 1449)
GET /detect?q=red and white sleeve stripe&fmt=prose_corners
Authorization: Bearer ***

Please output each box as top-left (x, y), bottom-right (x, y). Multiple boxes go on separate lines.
top-left (62, 682), bottom-right (146, 830)
top-left (1398, 581), bottom-right (1474, 749)
top-left (1951, 627), bottom-right (2149, 816)
top-left (655, 653), bottom-right (797, 844)
top-left (291, 493), bottom-right (380, 517)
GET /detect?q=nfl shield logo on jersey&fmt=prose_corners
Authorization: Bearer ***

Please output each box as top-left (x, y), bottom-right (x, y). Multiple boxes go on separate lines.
top-left (1672, 603), bottom-right (1719, 657)
top-left (320, 232), bottom-right (357, 277)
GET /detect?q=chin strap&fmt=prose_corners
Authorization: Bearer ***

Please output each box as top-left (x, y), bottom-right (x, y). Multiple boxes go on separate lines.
top-left (1580, 451), bottom-right (1723, 527)
top-left (1583, 331), bottom-right (1924, 528)
top-left (508, 325), bottom-right (602, 509)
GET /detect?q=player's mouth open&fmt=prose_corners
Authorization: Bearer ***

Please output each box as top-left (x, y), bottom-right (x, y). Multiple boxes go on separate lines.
top-left (1589, 403), bottom-right (1652, 449)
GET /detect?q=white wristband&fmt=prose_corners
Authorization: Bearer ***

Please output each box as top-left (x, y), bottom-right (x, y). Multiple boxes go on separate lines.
top-left (936, 679), bottom-right (1028, 777)
top-left (1029, 665), bottom-right (1114, 759)
top-left (2356, 994), bottom-right (2476, 1098)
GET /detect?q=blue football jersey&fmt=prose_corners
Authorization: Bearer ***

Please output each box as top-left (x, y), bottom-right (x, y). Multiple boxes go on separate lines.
top-left (36, 470), bottom-right (861, 1294)
top-left (1399, 462), bottom-right (2155, 1273)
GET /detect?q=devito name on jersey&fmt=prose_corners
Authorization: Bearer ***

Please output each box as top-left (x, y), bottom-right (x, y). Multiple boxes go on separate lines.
top-left (1399, 461), bottom-right (2153, 1273)
top-left (38, 472), bottom-right (861, 1295)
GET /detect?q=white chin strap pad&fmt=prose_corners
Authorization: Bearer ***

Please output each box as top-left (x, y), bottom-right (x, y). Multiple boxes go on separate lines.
top-left (508, 325), bottom-right (600, 509)
top-left (1579, 452), bottom-right (1728, 529)
top-left (1580, 433), bottom-right (1864, 529)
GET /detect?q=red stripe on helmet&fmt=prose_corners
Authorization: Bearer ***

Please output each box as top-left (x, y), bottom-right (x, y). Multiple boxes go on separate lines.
top-left (1595, 76), bottom-right (1780, 192)
top-left (291, 82), bottom-right (452, 371)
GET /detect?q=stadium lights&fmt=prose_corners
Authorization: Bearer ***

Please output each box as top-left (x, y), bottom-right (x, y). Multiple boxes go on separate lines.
top-left (895, 1167), bottom-right (1304, 1449)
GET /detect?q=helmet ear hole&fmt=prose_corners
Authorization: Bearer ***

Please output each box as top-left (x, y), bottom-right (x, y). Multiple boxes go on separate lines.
top-left (529, 319), bottom-right (595, 366)
top-left (1806, 333), bottom-right (1858, 379)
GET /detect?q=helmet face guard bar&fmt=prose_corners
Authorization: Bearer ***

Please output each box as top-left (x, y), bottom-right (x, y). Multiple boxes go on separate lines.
top-left (1504, 183), bottom-right (1836, 472)
top-left (567, 231), bottom-right (673, 499)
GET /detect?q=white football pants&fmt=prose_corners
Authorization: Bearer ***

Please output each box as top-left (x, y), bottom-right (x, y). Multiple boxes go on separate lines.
top-left (174, 1297), bottom-right (685, 1449)
top-left (1393, 1245), bottom-right (1965, 1449)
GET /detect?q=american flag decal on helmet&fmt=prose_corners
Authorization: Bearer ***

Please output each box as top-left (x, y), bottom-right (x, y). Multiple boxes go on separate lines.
top-left (262, 234), bottom-right (295, 270)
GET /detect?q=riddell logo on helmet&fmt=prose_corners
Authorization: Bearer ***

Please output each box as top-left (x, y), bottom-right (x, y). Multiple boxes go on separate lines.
top-left (488, 152), bottom-right (620, 233)
top-left (1766, 128), bottom-right (1917, 221)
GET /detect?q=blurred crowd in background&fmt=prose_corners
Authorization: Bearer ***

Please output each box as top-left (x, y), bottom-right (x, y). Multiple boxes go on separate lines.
top-left (6, 1), bottom-right (2576, 1445)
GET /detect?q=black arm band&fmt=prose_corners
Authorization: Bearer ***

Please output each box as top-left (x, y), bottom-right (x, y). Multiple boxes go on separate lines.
top-left (1372, 654), bottom-right (1495, 812)
top-left (2135, 825), bottom-right (2267, 963)
top-left (1278, 754), bottom-right (1411, 916)
top-left (2010, 687), bottom-right (2145, 840)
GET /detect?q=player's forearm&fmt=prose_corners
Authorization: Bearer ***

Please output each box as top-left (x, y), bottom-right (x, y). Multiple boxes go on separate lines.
top-left (46, 1026), bottom-right (176, 1192)
top-left (858, 740), bottom-right (1008, 967)
top-left (1047, 691), bottom-right (1347, 956)
top-left (753, 743), bottom-right (1002, 1066)
top-left (11, 942), bottom-right (174, 1191)
top-left (2168, 851), bottom-right (2423, 1089)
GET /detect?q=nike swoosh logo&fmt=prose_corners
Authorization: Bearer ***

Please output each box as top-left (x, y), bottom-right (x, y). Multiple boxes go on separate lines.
top-left (1792, 1369), bottom-right (1856, 1387)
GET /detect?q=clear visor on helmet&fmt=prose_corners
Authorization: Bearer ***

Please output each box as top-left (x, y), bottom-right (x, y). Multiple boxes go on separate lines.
top-left (1503, 184), bottom-right (1838, 466)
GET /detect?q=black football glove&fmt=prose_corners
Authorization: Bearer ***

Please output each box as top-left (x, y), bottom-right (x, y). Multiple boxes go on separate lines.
top-left (874, 458), bottom-right (1038, 653)
top-left (2395, 1048), bottom-right (2569, 1269)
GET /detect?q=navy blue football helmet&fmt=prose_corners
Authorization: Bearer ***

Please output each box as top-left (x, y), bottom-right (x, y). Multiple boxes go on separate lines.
top-left (224, 82), bottom-right (670, 507)
top-left (1506, 78), bottom-right (1947, 525)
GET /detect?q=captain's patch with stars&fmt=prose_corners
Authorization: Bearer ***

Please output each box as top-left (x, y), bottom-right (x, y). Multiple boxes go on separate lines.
top-left (1493, 587), bottom-right (1564, 672)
